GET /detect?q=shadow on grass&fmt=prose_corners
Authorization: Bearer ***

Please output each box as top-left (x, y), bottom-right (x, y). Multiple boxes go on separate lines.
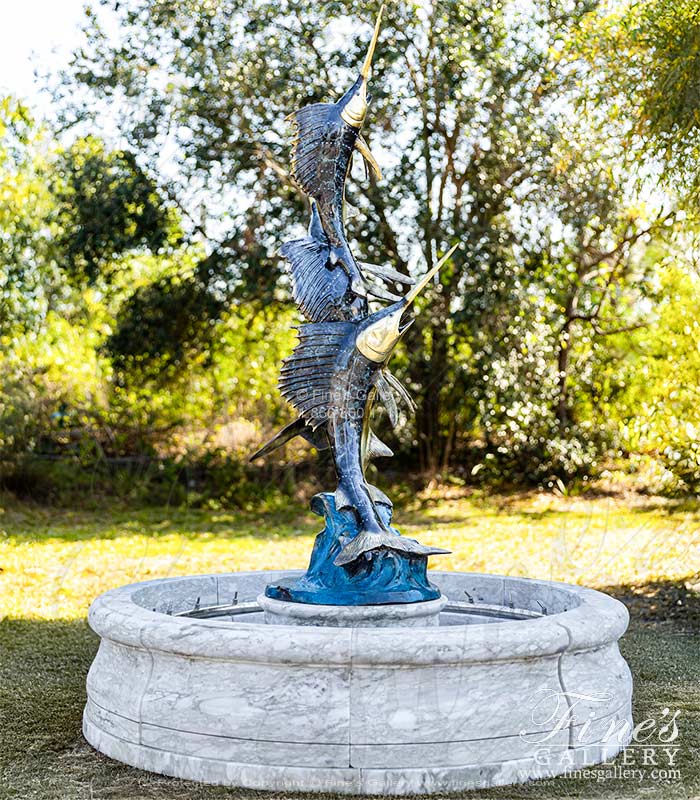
top-left (7, 486), bottom-right (700, 548)
top-left (0, 497), bottom-right (586, 545)
top-left (1, 576), bottom-right (698, 800)
top-left (0, 503), bottom-right (320, 544)
top-left (602, 575), bottom-right (700, 632)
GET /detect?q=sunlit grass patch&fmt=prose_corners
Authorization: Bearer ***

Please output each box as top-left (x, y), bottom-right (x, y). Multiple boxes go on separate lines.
top-left (1, 491), bottom-right (698, 621)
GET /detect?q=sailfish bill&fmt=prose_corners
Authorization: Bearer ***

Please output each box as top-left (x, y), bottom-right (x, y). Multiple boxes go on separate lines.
top-left (404, 242), bottom-right (460, 305)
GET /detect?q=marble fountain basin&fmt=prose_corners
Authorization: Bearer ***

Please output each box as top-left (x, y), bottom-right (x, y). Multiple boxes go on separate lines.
top-left (83, 570), bottom-right (633, 795)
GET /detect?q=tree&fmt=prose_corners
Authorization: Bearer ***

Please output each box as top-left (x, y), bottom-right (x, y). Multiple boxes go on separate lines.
top-left (50, 136), bottom-right (179, 286)
top-left (0, 95), bottom-right (196, 464)
top-left (576, 0), bottom-right (700, 197)
top-left (470, 126), bottom-right (677, 483)
top-left (56, 0), bottom-right (680, 479)
top-left (0, 95), bottom-right (179, 337)
top-left (0, 97), bottom-right (57, 336)
top-left (617, 261), bottom-right (700, 493)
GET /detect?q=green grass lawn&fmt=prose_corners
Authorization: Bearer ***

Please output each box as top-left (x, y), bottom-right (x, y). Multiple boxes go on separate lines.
top-left (1, 489), bottom-right (698, 799)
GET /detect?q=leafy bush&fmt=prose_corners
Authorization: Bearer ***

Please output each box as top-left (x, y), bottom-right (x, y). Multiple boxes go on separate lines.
top-left (618, 265), bottom-right (700, 494)
top-left (0, 450), bottom-right (303, 510)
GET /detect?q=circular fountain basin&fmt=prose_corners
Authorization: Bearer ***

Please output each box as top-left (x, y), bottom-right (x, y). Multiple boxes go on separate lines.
top-left (83, 570), bottom-right (633, 795)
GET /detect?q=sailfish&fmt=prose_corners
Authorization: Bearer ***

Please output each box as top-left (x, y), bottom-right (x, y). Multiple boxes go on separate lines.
top-left (251, 245), bottom-right (458, 567)
top-left (252, 6), bottom-right (456, 567)
top-left (283, 5), bottom-right (391, 310)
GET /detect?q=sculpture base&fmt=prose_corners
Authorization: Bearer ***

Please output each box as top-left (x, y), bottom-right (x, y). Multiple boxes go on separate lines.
top-left (264, 492), bottom-right (441, 605)
top-left (258, 593), bottom-right (447, 626)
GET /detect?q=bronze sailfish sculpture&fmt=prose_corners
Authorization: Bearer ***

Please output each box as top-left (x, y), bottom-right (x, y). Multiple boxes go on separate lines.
top-left (252, 7), bottom-right (457, 572)
top-left (282, 7), bottom-right (387, 307)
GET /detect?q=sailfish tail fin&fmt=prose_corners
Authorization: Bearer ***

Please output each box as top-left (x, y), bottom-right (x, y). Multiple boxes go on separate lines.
top-left (334, 530), bottom-right (450, 567)
top-left (249, 418), bottom-right (328, 462)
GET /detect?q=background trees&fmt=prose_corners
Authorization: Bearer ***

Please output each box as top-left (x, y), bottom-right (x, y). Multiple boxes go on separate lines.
top-left (0, 98), bottom-right (57, 337)
top-left (576, 0), bottom-right (700, 198)
top-left (2, 0), bottom-right (700, 499)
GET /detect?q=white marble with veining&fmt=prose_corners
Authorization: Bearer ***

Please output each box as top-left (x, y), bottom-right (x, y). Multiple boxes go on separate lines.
top-left (83, 569), bottom-right (634, 794)
top-left (139, 651), bottom-right (351, 743)
top-left (258, 592), bottom-right (447, 627)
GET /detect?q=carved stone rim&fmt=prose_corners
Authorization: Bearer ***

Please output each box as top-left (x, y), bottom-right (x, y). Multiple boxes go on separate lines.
top-left (87, 570), bottom-right (629, 666)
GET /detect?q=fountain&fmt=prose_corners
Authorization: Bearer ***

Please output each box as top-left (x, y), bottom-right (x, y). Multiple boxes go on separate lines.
top-left (83, 7), bottom-right (632, 793)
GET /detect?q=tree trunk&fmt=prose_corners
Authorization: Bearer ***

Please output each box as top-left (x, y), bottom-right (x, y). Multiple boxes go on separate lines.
top-left (556, 328), bottom-right (571, 429)
top-left (413, 313), bottom-right (450, 476)
top-left (556, 294), bottom-right (576, 429)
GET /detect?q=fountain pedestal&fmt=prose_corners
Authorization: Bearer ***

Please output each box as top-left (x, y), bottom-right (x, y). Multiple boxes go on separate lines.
top-left (83, 570), bottom-right (633, 795)
top-left (258, 592), bottom-right (447, 627)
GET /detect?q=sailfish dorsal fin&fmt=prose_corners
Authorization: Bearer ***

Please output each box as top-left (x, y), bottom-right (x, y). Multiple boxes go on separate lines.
top-left (278, 321), bottom-right (354, 429)
top-left (289, 103), bottom-right (335, 197)
top-left (280, 234), bottom-right (349, 322)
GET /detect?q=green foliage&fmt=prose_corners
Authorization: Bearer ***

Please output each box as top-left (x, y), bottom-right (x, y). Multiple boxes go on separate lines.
top-left (617, 263), bottom-right (700, 493)
top-left (576, 0), bottom-right (700, 196)
top-left (0, 239), bottom-right (296, 465)
top-left (2, 2), bottom-right (700, 496)
top-left (0, 450), bottom-right (297, 510)
top-left (102, 299), bottom-right (296, 456)
top-left (471, 303), bottom-right (611, 485)
top-left (50, 136), bottom-right (179, 286)
top-left (0, 309), bottom-right (104, 457)
top-left (0, 97), bottom-right (58, 335)
top-left (106, 260), bottom-right (228, 380)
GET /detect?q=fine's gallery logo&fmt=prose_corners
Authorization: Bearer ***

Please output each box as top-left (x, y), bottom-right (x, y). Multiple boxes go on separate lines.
top-left (521, 690), bottom-right (682, 783)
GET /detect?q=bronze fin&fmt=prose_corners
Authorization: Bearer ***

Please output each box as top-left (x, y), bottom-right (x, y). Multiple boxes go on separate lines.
top-left (355, 134), bottom-right (382, 180)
